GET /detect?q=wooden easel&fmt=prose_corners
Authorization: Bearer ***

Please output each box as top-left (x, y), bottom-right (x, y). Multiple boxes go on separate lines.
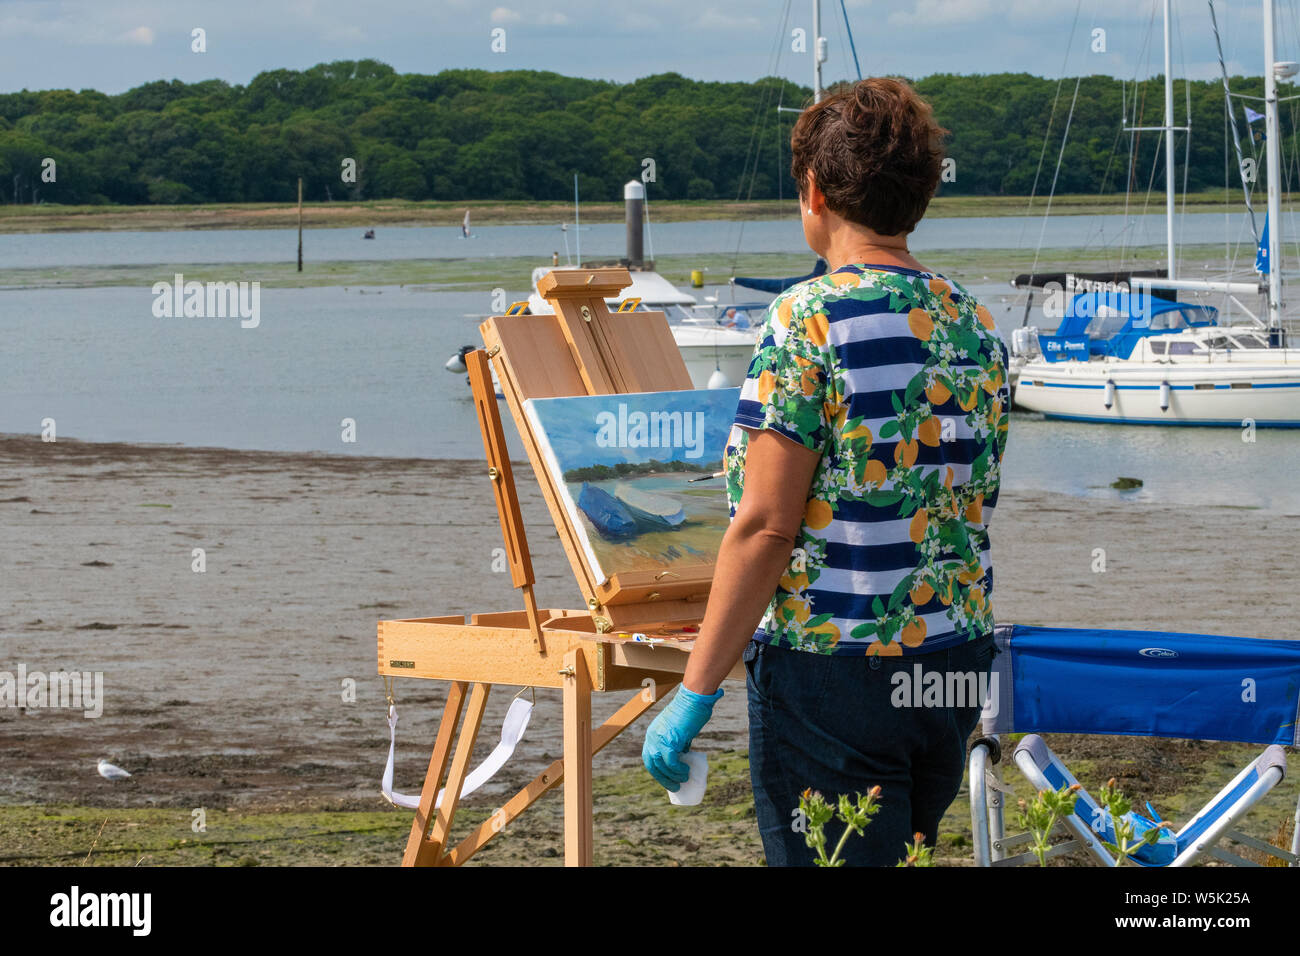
top-left (378, 268), bottom-right (742, 866)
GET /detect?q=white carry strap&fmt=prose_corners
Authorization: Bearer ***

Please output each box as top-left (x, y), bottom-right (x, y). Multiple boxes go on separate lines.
top-left (382, 694), bottom-right (534, 811)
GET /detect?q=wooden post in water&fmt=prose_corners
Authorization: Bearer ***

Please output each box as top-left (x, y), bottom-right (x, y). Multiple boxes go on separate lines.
top-left (297, 177), bottom-right (303, 272)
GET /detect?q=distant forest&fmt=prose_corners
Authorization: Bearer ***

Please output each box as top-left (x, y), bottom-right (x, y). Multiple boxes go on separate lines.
top-left (0, 60), bottom-right (1291, 205)
top-left (564, 459), bottom-right (721, 482)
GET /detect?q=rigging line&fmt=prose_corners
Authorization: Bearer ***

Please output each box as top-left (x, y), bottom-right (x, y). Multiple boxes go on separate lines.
top-left (1122, 77), bottom-right (1139, 266)
top-left (1136, 128), bottom-right (1165, 260)
top-left (734, 23), bottom-right (786, 204)
top-left (840, 0), bottom-right (862, 81)
top-left (1209, 0), bottom-right (1260, 242)
top-left (1016, 0), bottom-right (1084, 259)
top-left (1287, 0), bottom-right (1300, 276)
top-left (1178, 5), bottom-right (1191, 259)
top-left (1287, 80), bottom-right (1300, 277)
top-left (1224, 95), bottom-right (1235, 310)
top-left (1122, 2), bottom-right (1158, 267)
top-left (1095, 122), bottom-right (1129, 274)
top-left (730, 0), bottom-right (793, 274)
top-left (1024, 73), bottom-right (1083, 326)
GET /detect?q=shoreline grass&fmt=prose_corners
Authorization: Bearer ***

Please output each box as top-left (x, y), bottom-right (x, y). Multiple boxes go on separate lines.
top-left (1, 190), bottom-right (1293, 235)
top-left (0, 245), bottom-right (1197, 293)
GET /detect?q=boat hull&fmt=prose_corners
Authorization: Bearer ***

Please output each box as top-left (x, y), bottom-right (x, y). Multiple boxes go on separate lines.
top-left (672, 325), bottom-right (757, 389)
top-left (613, 483), bottom-right (686, 529)
top-left (576, 483), bottom-right (638, 537)
top-left (1014, 360), bottom-right (1300, 426)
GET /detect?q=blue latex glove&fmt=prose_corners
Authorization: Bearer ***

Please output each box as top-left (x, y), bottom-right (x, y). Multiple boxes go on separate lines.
top-left (642, 684), bottom-right (724, 792)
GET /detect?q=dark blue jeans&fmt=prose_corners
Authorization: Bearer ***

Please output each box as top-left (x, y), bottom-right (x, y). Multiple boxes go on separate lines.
top-left (745, 633), bottom-right (997, 866)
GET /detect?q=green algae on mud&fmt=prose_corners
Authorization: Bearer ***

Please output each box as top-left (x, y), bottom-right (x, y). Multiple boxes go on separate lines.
top-left (1, 190), bottom-right (1289, 235)
top-left (4, 738), bottom-right (1294, 866)
top-left (0, 245), bottom-right (1185, 294)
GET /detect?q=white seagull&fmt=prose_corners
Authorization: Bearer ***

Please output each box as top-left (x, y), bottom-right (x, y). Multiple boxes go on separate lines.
top-left (97, 759), bottom-right (132, 780)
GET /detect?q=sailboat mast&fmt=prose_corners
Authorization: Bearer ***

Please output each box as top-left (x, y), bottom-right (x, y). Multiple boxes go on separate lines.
top-left (813, 0), bottom-right (824, 103)
top-left (1163, 0), bottom-right (1177, 281)
top-left (1264, 0), bottom-right (1284, 332)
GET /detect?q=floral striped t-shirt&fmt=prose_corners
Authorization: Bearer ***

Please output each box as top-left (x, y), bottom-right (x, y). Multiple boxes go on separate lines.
top-left (724, 263), bottom-right (1010, 657)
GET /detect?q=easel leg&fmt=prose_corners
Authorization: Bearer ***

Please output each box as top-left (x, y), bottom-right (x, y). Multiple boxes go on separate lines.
top-left (562, 649), bottom-right (593, 867)
top-left (441, 678), bottom-right (679, 866)
top-left (428, 682), bottom-right (491, 859)
top-left (401, 681), bottom-right (470, 867)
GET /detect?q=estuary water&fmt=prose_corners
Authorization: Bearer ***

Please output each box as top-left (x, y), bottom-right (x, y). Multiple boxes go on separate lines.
top-left (0, 209), bottom-right (1270, 268)
top-left (2, 219), bottom-right (1297, 514)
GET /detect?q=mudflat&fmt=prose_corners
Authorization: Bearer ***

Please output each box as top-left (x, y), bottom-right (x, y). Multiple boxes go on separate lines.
top-left (2, 434), bottom-right (1295, 864)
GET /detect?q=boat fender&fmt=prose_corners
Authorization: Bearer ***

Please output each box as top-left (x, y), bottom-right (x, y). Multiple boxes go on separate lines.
top-left (1159, 380), bottom-right (1171, 412)
top-left (444, 344), bottom-right (475, 374)
top-left (706, 368), bottom-right (732, 389)
top-left (1103, 379), bottom-right (1116, 410)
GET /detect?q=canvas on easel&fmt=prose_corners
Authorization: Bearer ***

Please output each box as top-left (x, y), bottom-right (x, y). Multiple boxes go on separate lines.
top-left (523, 386), bottom-right (739, 587)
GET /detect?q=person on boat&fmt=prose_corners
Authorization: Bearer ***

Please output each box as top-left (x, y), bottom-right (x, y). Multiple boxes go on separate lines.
top-left (642, 76), bottom-right (1011, 866)
top-left (722, 307), bottom-right (754, 329)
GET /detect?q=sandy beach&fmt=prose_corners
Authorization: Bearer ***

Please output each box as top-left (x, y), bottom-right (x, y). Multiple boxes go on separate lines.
top-left (2, 433), bottom-right (1297, 864)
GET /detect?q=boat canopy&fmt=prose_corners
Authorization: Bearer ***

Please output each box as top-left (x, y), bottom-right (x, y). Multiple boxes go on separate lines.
top-left (1042, 291), bottom-right (1219, 361)
top-left (733, 259), bottom-right (827, 295)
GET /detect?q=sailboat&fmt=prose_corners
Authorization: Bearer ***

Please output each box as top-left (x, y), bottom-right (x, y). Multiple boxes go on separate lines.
top-left (1012, 0), bottom-right (1300, 427)
top-left (461, 210), bottom-right (471, 239)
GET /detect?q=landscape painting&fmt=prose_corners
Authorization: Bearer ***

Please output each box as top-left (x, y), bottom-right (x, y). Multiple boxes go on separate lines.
top-left (524, 388), bottom-right (741, 584)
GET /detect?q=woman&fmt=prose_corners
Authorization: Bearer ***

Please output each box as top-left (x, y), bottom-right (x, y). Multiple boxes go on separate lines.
top-left (642, 77), bottom-right (1010, 866)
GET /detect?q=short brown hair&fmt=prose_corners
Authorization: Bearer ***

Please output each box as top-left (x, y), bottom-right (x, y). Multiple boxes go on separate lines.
top-left (790, 77), bottom-right (947, 236)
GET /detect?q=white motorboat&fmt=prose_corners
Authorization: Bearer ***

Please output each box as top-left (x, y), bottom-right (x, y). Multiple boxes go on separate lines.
top-left (525, 263), bottom-right (761, 389)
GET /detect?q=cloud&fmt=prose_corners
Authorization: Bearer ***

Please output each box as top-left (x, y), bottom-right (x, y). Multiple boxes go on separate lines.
top-left (697, 6), bottom-right (762, 32)
top-left (490, 7), bottom-right (522, 24)
top-left (121, 26), bottom-right (155, 46)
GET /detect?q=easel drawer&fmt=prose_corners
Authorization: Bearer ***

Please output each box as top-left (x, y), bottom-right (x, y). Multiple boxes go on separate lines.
top-left (377, 616), bottom-right (684, 691)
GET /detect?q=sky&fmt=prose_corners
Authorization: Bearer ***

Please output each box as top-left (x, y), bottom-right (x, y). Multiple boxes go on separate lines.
top-left (0, 0), bottom-right (1297, 95)
top-left (530, 388), bottom-right (738, 469)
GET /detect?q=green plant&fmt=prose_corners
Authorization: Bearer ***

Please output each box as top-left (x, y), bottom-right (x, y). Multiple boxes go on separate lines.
top-left (799, 786), bottom-right (881, 867)
top-left (896, 832), bottom-right (935, 867)
top-left (1015, 782), bottom-right (1082, 866)
top-left (1096, 777), bottom-right (1170, 866)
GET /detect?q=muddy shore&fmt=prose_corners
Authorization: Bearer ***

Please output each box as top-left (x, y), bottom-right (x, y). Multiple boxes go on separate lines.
top-left (2, 434), bottom-right (1296, 864)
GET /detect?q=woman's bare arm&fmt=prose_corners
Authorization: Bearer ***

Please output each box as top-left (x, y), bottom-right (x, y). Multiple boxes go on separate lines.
top-left (681, 428), bottom-right (822, 695)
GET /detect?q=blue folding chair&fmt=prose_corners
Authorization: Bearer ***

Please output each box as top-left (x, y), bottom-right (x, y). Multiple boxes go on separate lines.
top-left (969, 624), bottom-right (1300, 867)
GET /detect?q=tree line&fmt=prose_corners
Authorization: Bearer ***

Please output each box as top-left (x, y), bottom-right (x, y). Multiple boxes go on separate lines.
top-left (0, 59), bottom-right (1291, 206)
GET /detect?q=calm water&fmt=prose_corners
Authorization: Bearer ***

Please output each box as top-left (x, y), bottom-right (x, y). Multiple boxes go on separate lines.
top-left (2, 223), bottom-right (1298, 514)
top-left (0, 211), bottom-right (1273, 269)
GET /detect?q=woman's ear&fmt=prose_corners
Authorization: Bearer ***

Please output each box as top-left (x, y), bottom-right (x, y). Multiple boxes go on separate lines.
top-left (804, 171), bottom-right (826, 216)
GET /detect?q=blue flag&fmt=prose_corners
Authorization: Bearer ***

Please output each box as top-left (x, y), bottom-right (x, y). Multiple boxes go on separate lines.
top-left (1245, 105), bottom-right (1265, 124)
top-left (1256, 213), bottom-right (1270, 275)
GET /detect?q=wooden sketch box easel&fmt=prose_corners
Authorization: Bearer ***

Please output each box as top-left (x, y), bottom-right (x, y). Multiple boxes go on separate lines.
top-left (377, 267), bottom-right (743, 866)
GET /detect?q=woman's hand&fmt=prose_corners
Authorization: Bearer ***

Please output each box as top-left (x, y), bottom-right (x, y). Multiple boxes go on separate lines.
top-left (641, 684), bottom-right (724, 791)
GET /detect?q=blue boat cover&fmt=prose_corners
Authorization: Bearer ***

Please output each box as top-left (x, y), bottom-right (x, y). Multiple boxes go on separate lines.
top-left (733, 259), bottom-right (828, 295)
top-left (1054, 291), bottom-right (1218, 360)
top-left (987, 625), bottom-right (1300, 746)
